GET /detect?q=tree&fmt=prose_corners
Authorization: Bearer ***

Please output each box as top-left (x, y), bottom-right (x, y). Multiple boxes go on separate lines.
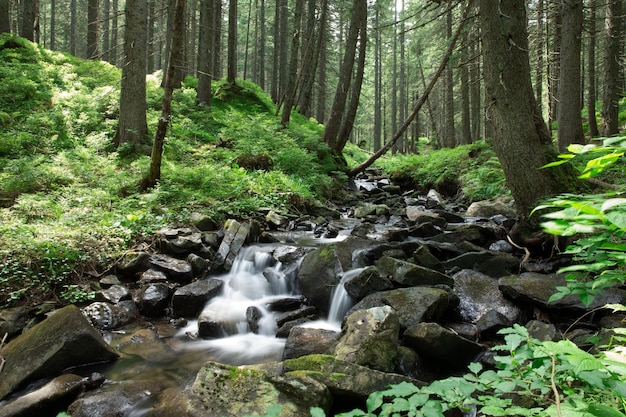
top-left (0, 0), bottom-right (9, 34)
top-left (21, 0), bottom-right (35, 41)
top-left (600, 0), bottom-right (622, 137)
top-left (587, 0), bottom-right (599, 137)
top-left (143, 0), bottom-right (186, 190)
top-left (113, 0), bottom-right (148, 150)
top-left (87, 0), bottom-right (100, 59)
top-left (197, 0), bottom-right (213, 106)
top-left (557, 0), bottom-right (584, 152)
top-left (479, 0), bottom-right (581, 219)
top-left (227, 0), bottom-right (237, 84)
top-left (443, 6), bottom-right (456, 148)
top-left (102, 0), bottom-right (110, 61)
top-left (280, 0), bottom-right (304, 127)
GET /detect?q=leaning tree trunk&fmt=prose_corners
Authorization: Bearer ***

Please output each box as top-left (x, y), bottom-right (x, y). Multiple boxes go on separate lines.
top-left (479, 0), bottom-right (581, 219)
top-left (142, 0), bottom-right (185, 191)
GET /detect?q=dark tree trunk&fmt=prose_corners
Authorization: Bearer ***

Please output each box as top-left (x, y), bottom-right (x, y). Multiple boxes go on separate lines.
top-left (211, 0), bottom-right (222, 80)
top-left (102, 0), bottom-right (110, 61)
top-left (587, 0), bottom-right (599, 137)
top-left (600, 0), bottom-right (622, 136)
top-left (373, 2), bottom-right (382, 152)
top-left (470, 27), bottom-right (481, 142)
top-left (315, 0), bottom-right (327, 123)
top-left (50, 0), bottom-right (56, 48)
top-left (227, 0), bottom-right (237, 84)
top-left (21, 0), bottom-right (35, 41)
top-left (460, 33), bottom-right (471, 144)
top-left (297, 0), bottom-right (323, 117)
top-left (278, 0), bottom-right (288, 98)
top-left (535, 0), bottom-right (544, 112)
top-left (147, 0), bottom-right (155, 72)
top-left (0, 0), bottom-right (11, 34)
top-left (271, 0), bottom-right (280, 101)
top-left (557, 0), bottom-right (584, 152)
top-left (87, 0), bottom-right (100, 59)
top-left (110, 0), bottom-right (118, 64)
top-left (258, 0), bottom-right (266, 89)
top-left (547, 3), bottom-right (561, 131)
top-left (143, 0), bottom-right (186, 190)
top-left (443, 7), bottom-right (456, 148)
top-left (280, 0), bottom-right (303, 126)
top-left (70, 0), bottom-right (77, 55)
top-left (197, 0), bottom-right (212, 106)
top-left (114, 0), bottom-right (148, 150)
top-left (480, 0), bottom-right (581, 219)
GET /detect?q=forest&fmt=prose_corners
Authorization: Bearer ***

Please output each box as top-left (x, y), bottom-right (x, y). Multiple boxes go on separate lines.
top-left (0, 0), bottom-right (626, 416)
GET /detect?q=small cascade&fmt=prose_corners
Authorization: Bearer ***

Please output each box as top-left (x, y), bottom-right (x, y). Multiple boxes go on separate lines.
top-left (327, 268), bottom-right (361, 326)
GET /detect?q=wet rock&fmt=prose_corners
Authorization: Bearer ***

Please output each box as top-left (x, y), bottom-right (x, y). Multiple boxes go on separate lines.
top-left (431, 209), bottom-right (465, 224)
top-left (171, 278), bottom-right (223, 317)
top-left (138, 268), bottom-right (168, 284)
top-left (246, 306), bottom-right (264, 334)
top-left (376, 256), bottom-right (454, 287)
top-left (466, 196), bottom-right (516, 219)
top-left (412, 245), bottom-right (444, 272)
top-left (383, 227), bottom-right (409, 242)
top-left (138, 283), bottom-right (171, 317)
top-left (275, 306), bottom-right (318, 328)
top-left (335, 237), bottom-right (373, 270)
top-left (114, 328), bottom-right (174, 361)
top-left (489, 239), bottom-right (514, 253)
top-left (406, 208), bottom-right (448, 228)
top-left (452, 269), bottom-right (521, 324)
top-left (197, 301), bottom-right (242, 338)
top-left (408, 221), bottom-right (443, 238)
top-left (430, 223), bottom-right (496, 246)
top-left (348, 287), bottom-right (450, 330)
top-left (186, 253), bottom-right (212, 277)
top-left (275, 316), bottom-right (320, 338)
top-left (189, 361), bottom-right (332, 417)
top-left (266, 210), bottom-right (289, 228)
top-left (343, 266), bottom-right (393, 302)
top-left (476, 310), bottom-right (512, 337)
top-left (354, 203), bottom-right (390, 218)
top-left (82, 301), bottom-right (138, 330)
top-left (351, 222), bottom-right (376, 237)
top-left (395, 346), bottom-right (433, 382)
top-left (0, 306), bottom-right (29, 341)
top-left (426, 189), bottom-right (446, 209)
top-left (282, 327), bottom-right (340, 359)
top-left (116, 251), bottom-right (150, 278)
top-left (149, 254), bottom-right (193, 283)
top-left (100, 284), bottom-right (130, 304)
top-left (499, 272), bottom-right (626, 311)
top-left (272, 245), bottom-right (308, 264)
top-left (214, 220), bottom-right (251, 270)
top-left (283, 354), bottom-right (422, 400)
top-left (0, 374), bottom-right (87, 417)
top-left (443, 250), bottom-right (519, 277)
top-left (266, 296), bottom-right (305, 313)
top-left (190, 212), bottom-right (218, 231)
top-left (68, 380), bottom-right (165, 417)
top-left (161, 232), bottom-right (203, 256)
top-left (297, 245), bottom-right (342, 313)
top-left (308, 200), bottom-right (341, 219)
top-left (525, 320), bottom-right (559, 341)
top-left (334, 306), bottom-right (400, 372)
top-left (99, 274), bottom-right (121, 287)
top-left (403, 322), bottom-right (484, 369)
top-left (0, 305), bottom-right (118, 400)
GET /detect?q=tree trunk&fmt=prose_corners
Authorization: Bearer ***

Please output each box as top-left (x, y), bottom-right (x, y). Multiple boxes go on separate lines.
top-left (547, 3), bottom-right (561, 131)
top-left (102, 0), bottom-right (110, 61)
top-left (460, 33), bottom-right (471, 144)
top-left (0, 0), bottom-right (10, 34)
top-left (113, 0), bottom-right (148, 150)
top-left (143, 0), bottom-right (186, 190)
top-left (373, 2), bottom-right (381, 152)
top-left (278, 0), bottom-right (288, 98)
top-left (315, 0), bottom-right (327, 123)
top-left (258, 0), bottom-right (266, 89)
top-left (147, 0), bottom-right (155, 72)
top-left (197, 0), bottom-right (212, 106)
top-left (280, 0), bottom-right (303, 126)
top-left (297, 0), bottom-right (322, 117)
top-left (70, 0), bottom-right (77, 55)
top-left (322, 0), bottom-right (366, 155)
top-left (271, 0), bottom-right (280, 101)
top-left (243, 0), bottom-right (252, 80)
top-left (21, 0), bottom-right (34, 41)
top-left (535, 0), bottom-right (544, 113)
top-left (349, 2), bottom-right (472, 177)
top-left (50, 0), bottom-right (56, 49)
top-left (110, 0), bottom-right (118, 64)
top-left (586, 0), bottom-right (599, 138)
top-left (469, 27), bottom-right (481, 143)
top-left (87, 0), bottom-right (99, 59)
top-left (227, 0), bottom-right (237, 84)
top-left (600, 0), bottom-right (622, 136)
top-left (391, 7), bottom-right (398, 153)
top-left (443, 7), bottom-right (456, 148)
top-left (480, 0), bottom-right (581, 219)
top-left (211, 0), bottom-right (222, 80)
top-left (557, 0), bottom-right (584, 152)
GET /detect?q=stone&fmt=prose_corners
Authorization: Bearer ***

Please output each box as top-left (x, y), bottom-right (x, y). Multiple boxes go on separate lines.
top-left (412, 245), bottom-right (444, 272)
top-left (138, 283), bottom-right (171, 317)
top-left (276, 306), bottom-right (318, 327)
top-left (161, 233), bottom-right (203, 256)
top-left (476, 310), bottom-right (512, 336)
top-left (347, 287), bottom-right (450, 330)
top-left (100, 284), bottom-right (130, 304)
top-left (0, 306), bottom-right (29, 341)
top-left (0, 305), bottom-right (118, 400)
top-left (452, 269), bottom-right (521, 324)
top-left (343, 266), bottom-right (393, 302)
top-left (99, 274), bottom-right (121, 286)
top-left (525, 320), bottom-right (559, 341)
top-left (383, 227), bottom-right (409, 242)
top-left (283, 354), bottom-right (422, 400)
top-left (408, 221), bottom-right (443, 238)
top-left (214, 220), bottom-right (251, 270)
top-left (114, 328), bottom-right (174, 361)
top-left (138, 268), bottom-right (168, 284)
top-left (282, 327), bottom-right (340, 359)
top-left (188, 361), bottom-right (332, 417)
top-left (186, 253), bottom-right (212, 277)
top-left (266, 210), bottom-right (288, 228)
top-left (148, 254), bottom-right (193, 283)
top-left (116, 251), bottom-right (150, 278)
top-left (466, 196), bottom-right (516, 219)
top-left (354, 204), bottom-right (390, 218)
top-left (403, 322), bottom-right (484, 369)
top-left (297, 245), bottom-right (342, 314)
top-left (376, 256), bottom-right (454, 287)
top-left (272, 245), bottom-right (309, 264)
top-left (443, 250), bottom-right (519, 277)
top-left (426, 189), bottom-right (446, 209)
top-left (0, 374), bottom-right (87, 417)
top-left (430, 223), bottom-right (497, 246)
top-left (489, 239), bottom-right (514, 253)
top-left (82, 301), bottom-right (138, 330)
top-left (334, 306), bottom-right (400, 372)
top-left (171, 278), bottom-right (223, 317)
top-left (190, 212), bottom-right (218, 231)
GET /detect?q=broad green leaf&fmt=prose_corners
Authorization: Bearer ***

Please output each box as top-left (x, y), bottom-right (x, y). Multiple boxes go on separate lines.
top-left (479, 405), bottom-right (507, 416)
top-left (604, 303), bottom-right (626, 312)
top-left (493, 380), bottom-right (517, 393)
top-left (366, 391), bottom-right (383, 412)
top-left (541, 160), bottom-right (570, 169)
top-left (310, 407), bottom-right (327, 417)
top-left (588, 404), bottom-right (626, 417)
top-left (468, 362), bottom-right (483, 374)
top-left (391, 397), bottom-right (411, 412)
top-left (602, 198), bottom-right (626, 212)
top-left (606, 211), bottom-right (626, 228)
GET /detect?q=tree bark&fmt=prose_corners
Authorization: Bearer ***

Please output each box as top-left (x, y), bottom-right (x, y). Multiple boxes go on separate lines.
top-left (557, 0), bottom-right (584, 152)
top-left (535, 0), bottom-right (544, 113)
top-left (587, 0), bottom-right (599, 137)
top-left (0, 0), bottom-right (10, 34)
top-left (315, 0), bottom-right (327, 123)
top-left (102, 0), bottom-right (110, 61)
top-left (227, 0), bottom-right (237, 84)
top-left (143, 0), bottom-right (186, 190)
top-left (21, 0), bottom-right (35, 41)
top-left (600, 0), bottom-right (622, 136)
top-left (480, 0), bottom-right (580, 219)
top-left (70, 0), bottom-right (77, 55)
top-left (197, 0), bottom-right (213, 106)
top-left (280, 0), bottom-right (304, 126)
top-left (443, 7), bottom-right (456, 148)
top-left (349, 1), bottom-right (472, 177)
top-left (110, 0), bottom-right (118, 64)
top-left (460, 33), bottom-right (471, 144)
top-left (113, 0), bottom-right (148, 150)
top-left (87, 0), bottom-right (100, 59)
top-left (271, 0), bottom-right (280, 101)
top-left (373, 2), bottom-right (382, 152)
top-left (258, 0), bottom-right (266, 89)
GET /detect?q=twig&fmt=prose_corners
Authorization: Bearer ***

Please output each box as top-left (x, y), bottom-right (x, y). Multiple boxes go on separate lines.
top-left (550, 354), bottom-right (562, 417)
top-left (0, 332), bottom-right (7, 375)
top-left (507, 235), bottom-right (531, 272)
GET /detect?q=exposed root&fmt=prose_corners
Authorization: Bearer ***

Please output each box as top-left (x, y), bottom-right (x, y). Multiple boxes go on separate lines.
top-left (507, 234), bottom-right (531, 271)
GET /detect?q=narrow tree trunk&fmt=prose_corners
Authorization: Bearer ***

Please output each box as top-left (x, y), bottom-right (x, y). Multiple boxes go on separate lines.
top-left (147, 0), bottom-right (155, 73)
top-left (143, 0), bottom-right (186, 191)
top-left (600, 0), bottom-right (622, 136)
top-left (373, 2), bottom-right (382, 152)
top-left (227, 0), bottom-right (237, 84)
top-left (587, 0), bottom-right (599, 137)
top-left (460, 33), bottom-right (471, 144)
top-left (87, 0), bottom-right (99, 59)
top-left (258, 0), bottom-right (266, 89)
top-left (21, 0), bottom-right (34, 41)
top-left (50, 0), bottom-right (56, 48)
top-left (280, 0), bottom-right (304, 126)
top-left (469, 27), bottom-right (481, 143)
top-left (315, 0), bottom-right (327, 123)
top-left (297, 0), bottom-right (322, 117)
top-left (243, 0), bottom-right (252, 80)
top-left (110, 0), bottom-right (118, 64)
top-left (278, 0), bottom-right (288, 97)
top-left (211, 0), bottom-right (222, 80)
top-left (102, 0), bottom-right (110, 61)
top-left (391, 7), bottom-right (398, 153)
top-left (443, 7), bottom-right (455, 148)
top-left (197, 0), bottom-right (212, 106)
top-left (547, 3), bottom-right (561, 131)
top-left (535, 0), bottom-right (544, 112)
top-left (0, 0), bottom-right (9, 35)
top-left (271, 0), bottom-right (280, 101)
top-left (349, 2), bottom-right (471, 177)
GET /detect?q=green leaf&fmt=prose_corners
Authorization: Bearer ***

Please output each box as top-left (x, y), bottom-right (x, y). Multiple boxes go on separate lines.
top-left (494, 380), bottom-right (517, 393)
top-left (468, 362), bottom-right (483, 374)
top-left (541, 160), bottom-right (570, 169)
top-left (588, 404), bottom-right (626, 417)
top-left (606, 211), bottom-right (626, 229)
top-left (366, 390), bottom-right (383, 413)
top-left (602, 198), bottom-right (626, 212)
top-left (310, 407), bottom-right (327, 417)
top-left (480, 405), bottom-right (507, 416)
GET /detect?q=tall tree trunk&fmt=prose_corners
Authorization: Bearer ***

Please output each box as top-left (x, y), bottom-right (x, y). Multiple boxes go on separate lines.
top-left (314, 0), bottom-right (327, 123)
top-left (0, 0), bottom-right (10, 34)
top-left (110, 0), bottom-right (118, 64)
top-left (258, 0), bottom-right (265, 89)
top-left (322, 0), bottom-right (366, 155)
top-left (143, 0), bottom-right (186, 190)
top-left (211, 0), bottom-right (222, 79)
top-left (399, 0), bottom-right (407, 153)
top-left (102, 0), bottom-right (110, 61)
top-left (243, 0), bottom-right (252, 79)
top-left (49, 0), bottom-right (55, 48)
top-left (480, 0), bottom-right (581, 220)
top-left (547, 2), bottom-right (561, 131)
top-left (535, 0), bottom-right (544, 112)
top-left (147, 0), bottom-right (155, 73)
top-left (600, 0), bottom-right (622, 136)
top-left (587, 0), bottom-right (599, 137)
top-left (297, 0), bottom-right (322, 117)
top-left (70, 0), bottom-right (77, 55)
top-left (227, 0), bottom-right (237, 84)
top-left (470, 27), bottom-right (481, 143)
top-left (21, 0), bottom-right (34, 41)
top-left (460, 33), bottom-right (471, 144)
top-left (373, 2), bottom-right (382, 152)
top-left (557, 0), bottom-right (584, 152)
top-left (349, 2), bottom-right (472, 177)
top-left (443, 6), bottom-right (456, 148)
top-left (280, 0), bottom-right (303, 126)
top-left (278, 0), bottom-right (288, 98)
top-left (196, 0), bottom-right (212, 106)
top-left (271, 0), bottom-right (280, 101)
top-left (87, 0), bottom-right (99, 59)
top-left (391, 6), bottom-right (398, 153)
top-left (113, 0), bottom-right (148, 150)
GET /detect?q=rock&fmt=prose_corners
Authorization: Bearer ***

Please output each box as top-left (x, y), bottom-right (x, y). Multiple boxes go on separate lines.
top-left (276, 306), bottom-right (318, 328)
top-left (334, 306), bottom-right (400, 372)
top-left (0, 305), bottom-right (118, 400)
top-left (116, 251), bottom-right (150, 278)
top-left (351, 223), bottom-right (376, 237)
top-left (188, 361), bottom-right (332, 417)
top-left (161, 232), bottom-right (203, 256)
top-left (376, 256), bottom-right (454, 287)
top-left (499, 272), bottom-right (626, 311)
top-left (297, 245), bottom-right (342, 314)
top-left (0, 374), bottom-right (87, 417)
top-left (354, 203), bottom-right (390, 218)
top-left (100, 284), bottom-right (130, 304)
top-left (138, 283), bottom-right (171, 317)
top-left (275, 316), bottom-right (320, 338)
top-left (348, 287), bottom-right (450, 330)
top-left (452, 269), bottom-right (522, 324)
top-left (426, 189), bottom-right (446, 209)
top-left (99, 274), bottom-right (121, 286)
top-left (408, 221), bottom-right (443, 238)
top-left (138, 268), bottom-right (168, 284)
top-left (68, 380), bottom-right (165, 417)
top-left (443, 250), bottom-right (519, 277)
top-left (266, 296), bottom-right (305, 312)
top-left (412, 245), bottom-right (444, 272)
top-left (476, 310), bottom-right (512, 336)
top-left (197, 299), bottom-right (247, 338)
top-left (214, 220), bottom-right (251, 270)
top-left (246, 306), bottom-right (264, 334)
top-left (383, 227), bottom-right (409, 242)
top-left (186, 253), bottom-right (212, 277)
top-left (82, 301), bottom-right (138, 330)
top-left (403, 322), bottom-right (484, 369)
top-left (114, 328), bottom-right (174, 361)
top-left (395, 346), bottom-right (432, 382)
top-left (0, 306), bottom-right (29, 341)
top-left (307, 200), bottom-right (341, 219)
top-left (283, 354), bottom-right (422, 400)
top-left (190, 212), bottom-right (218, 231)
top-left (272, 246), bottom-right (309, 264)
top-left (431, 209), bottom-right (465, 224)
top-left (283, 327), bottom-right (340, 359)
top-left (343, 266), bottom-right (393, 302)
top-left (266, 210), bottom-right (288, 229)
top-left (525, 320), bottom-right (559, 341)
top-left (148, 254), bottom-right (193, 283)
top-left (430, 223), bottom-right (497, 246)
top-left (466, 196), bottom-right (516, 219)
top-left (171, 278), bottom-right (223, 317)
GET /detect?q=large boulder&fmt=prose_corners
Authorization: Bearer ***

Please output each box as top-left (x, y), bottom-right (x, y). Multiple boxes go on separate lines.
top-left (283, 354), bottom-right (422, 399)
top-left (347, 287), bottom-right (450, 330)
top-left (0, 305), bottom-right (119, 400)
top-left (376, 256), bottom-right (454, 287)
top-left (343, 266), bottom-right (393, 301)
top-left (282, 327), bottom-right (340, 359)
top-left (188, 361), bottom-right (332, 417)
top-left (171, 278), bottom-right (224, 317)
top-left (297, 245), bottom-right (343, 313)
top-left (334, 306), bottom-right (400, 372)
top-left (466, 196), bottom-right (517, 219)
top-left (82, 301), bottom-right (138, 330)
top-left (0, 306), bottom-right (30, 341)
top-left (148, 254), bottom-right (193, 283)
top-left (443, 251), bottom-right (519, 277)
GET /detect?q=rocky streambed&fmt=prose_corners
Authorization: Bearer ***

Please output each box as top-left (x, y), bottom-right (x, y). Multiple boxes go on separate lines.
top-left (1, 171), bottom-right (625, 417)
